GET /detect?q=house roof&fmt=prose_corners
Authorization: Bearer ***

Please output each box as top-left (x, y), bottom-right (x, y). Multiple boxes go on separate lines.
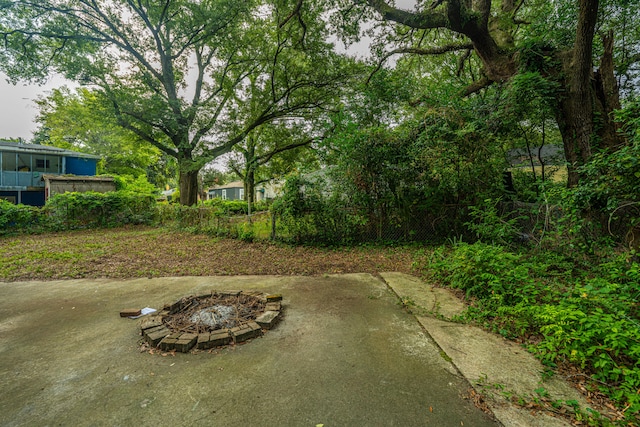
top-left (507, 145), bottom-right (565, 166)
top-left (0, 140), bottom-right (100, 159)
top-left (208, 180), bottom-right (244, 191)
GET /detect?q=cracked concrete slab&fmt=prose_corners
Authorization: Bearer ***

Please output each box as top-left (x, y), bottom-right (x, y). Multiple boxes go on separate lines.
top-left (0, 274), bottom-right (498, 427)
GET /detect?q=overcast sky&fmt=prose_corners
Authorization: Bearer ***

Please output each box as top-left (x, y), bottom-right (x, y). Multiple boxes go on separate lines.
top-left (0, 73), bottom-right (64, 141)
top-left (0, 1), bottom-right (417, 143)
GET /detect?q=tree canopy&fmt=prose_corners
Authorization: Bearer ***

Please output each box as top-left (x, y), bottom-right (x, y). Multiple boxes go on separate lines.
top-left (2, 0), bottom-right (640, 200)
top-left (33, 87), bottom-right (176, 187)
top-left (1, 0), bottom-right (352, 204)
top-left (332, 0), bottom-right (640, 185)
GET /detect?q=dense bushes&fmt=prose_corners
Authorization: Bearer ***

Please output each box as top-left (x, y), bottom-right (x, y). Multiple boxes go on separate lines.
top-left (438, 189), bottom-right (640, 423)
top-left (272, 93), bottom-right (509, 245)
top-left (201, 198), bottom-right (268, 215)
top-left (271, 174), bottom-right (366, 244)
top-left (0, 199), bottom-right (44, 233)
top-left (45, 191), bottom-right (157, 229)
top-left (1, 190), bottom-right (272, 236)
top-left (156, 198), bottom-right (270, 239)
top-left (0, 191), bottom-right (157, 234)
top-left (426, 241), bottom-right (640, 424)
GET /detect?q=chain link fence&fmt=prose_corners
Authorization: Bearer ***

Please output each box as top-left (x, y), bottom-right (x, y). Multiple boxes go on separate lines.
top-left (158, 203), bottom-right (473, 244)
top-left (271, 205), bottom-right (473, 244)
top-left (156, 198), bottom-right (640, 248)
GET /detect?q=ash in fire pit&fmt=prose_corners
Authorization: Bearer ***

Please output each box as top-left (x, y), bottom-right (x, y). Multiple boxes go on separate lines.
top-left (140, 290), bottom-right (283, 353)
top-left (189, 305), bottom-right (237, 329)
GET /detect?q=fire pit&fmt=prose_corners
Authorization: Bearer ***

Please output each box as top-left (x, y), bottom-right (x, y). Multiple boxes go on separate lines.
top-left (139, 290), bottom-right (283, 353)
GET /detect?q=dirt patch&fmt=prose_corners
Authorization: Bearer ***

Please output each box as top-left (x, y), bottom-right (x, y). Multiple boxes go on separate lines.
top-left (0, 227), bottom-right (420, 281)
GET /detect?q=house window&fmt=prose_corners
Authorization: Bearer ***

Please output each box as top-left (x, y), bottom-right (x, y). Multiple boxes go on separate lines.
top-left (17, 154), bottom-right (30, 171)
top-left (2, 153), bottom-right (17, 171)
top-left (35, 157), bottom-right (50, 172)
top-left (222, 189), bottom-right (227, 200)
top-left (36, 159), bottom-right (50, 169)
top-left (239, 188), bottom-right (244, 200)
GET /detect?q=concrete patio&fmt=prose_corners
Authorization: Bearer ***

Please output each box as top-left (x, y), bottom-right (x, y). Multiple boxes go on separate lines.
top-left (0, 274), bottom-right (497, 427)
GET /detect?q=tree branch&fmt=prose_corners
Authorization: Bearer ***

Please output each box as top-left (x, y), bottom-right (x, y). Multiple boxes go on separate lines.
top-left (111, 102), bottom-right (178, 158)
top-left (256, 138), bottom-right (313, 165)
top-left (366, 0), bottom-right (448, 29)
top-left (279, 0), bottom-right (303, 28)
top-left (461, 76), bottom-right (492, 96)
top-left (367, 42), bottom-right (474, 84)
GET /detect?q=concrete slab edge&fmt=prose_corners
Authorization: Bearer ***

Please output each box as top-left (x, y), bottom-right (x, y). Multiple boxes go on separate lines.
top-left (379, 272), bottom-right (591, 427)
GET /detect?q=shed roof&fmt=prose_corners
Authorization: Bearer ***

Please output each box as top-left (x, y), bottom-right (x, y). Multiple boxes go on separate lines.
top-left (0, 140), bottom-right (100, 159)
top-left (42, 175), bottom-right (115, 182)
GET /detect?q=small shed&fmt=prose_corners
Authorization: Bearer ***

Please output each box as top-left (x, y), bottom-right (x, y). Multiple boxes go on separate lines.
top-left (42, 175), bottom-right (116, 201)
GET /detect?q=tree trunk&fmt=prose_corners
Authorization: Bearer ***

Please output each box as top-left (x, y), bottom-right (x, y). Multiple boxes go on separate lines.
top-left (556, 0), bottom-right (600, 187)
top-left (245, 141), bottom-right (256, 204)
top-left (594, 31), bottom-right (624, 151)
top-left (245, 168), bottom-right (255, 204)
top-left (179, 167), bottom-right (199, 206)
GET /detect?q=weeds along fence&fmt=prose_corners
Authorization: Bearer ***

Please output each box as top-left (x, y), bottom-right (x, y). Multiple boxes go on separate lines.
top-left (269, 205), bottom-right (472, 245)
top-left (157, 204), bottom-right (273, 240)
top-left (155, 203), bottom-right (471, 244)
top-left (155, 201), bottom-right (640, 247)
top-left (474, 199), bottom-right (640, 251)
top-left (45, 192), bottom-right (157, 230)
top-left (4, 193), bottom-right (637, 248)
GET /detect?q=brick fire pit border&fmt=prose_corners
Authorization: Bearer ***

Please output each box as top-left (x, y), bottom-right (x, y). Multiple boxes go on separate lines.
top-left (139, 290), bottom-right (283, 353)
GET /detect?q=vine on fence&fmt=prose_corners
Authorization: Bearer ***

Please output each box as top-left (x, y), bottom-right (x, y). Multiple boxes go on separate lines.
top-left (0, 191), bottom-right (157, 234)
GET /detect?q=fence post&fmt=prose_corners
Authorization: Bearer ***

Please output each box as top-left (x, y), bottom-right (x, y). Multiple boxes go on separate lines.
top-left (271, 211), bottom-right (276, 240)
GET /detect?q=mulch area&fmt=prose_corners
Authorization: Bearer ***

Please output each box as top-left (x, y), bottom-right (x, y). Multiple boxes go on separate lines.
top-left (0, 226), bottom-right (418, 281)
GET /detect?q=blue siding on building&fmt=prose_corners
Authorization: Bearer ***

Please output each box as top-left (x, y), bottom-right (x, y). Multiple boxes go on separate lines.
top-left (1, 142), bottom-right (100, 207)
top-left (0, 190), bottom-right (44, 205)
top-left (66, 157), bottom-right (97, 175)
top-left (21, 191), bottom-right (45, 206)
top-left (207, 181), bottom-right (246, 201)
top-left (208, 187), bottom-right (243, 200)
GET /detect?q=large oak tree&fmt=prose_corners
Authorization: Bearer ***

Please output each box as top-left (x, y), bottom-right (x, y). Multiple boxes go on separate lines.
top-left (1, 0), bottom-right (350, 204)
top-left (344, 0), bottom-right (639, 186)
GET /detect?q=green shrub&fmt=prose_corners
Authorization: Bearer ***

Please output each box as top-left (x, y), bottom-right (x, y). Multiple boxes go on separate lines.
top-left (0, 199), bottom-right (44, 234)
top-left (113, 174), bottom-right (158, 196)
top-left (430, 242), bottom-right (541, 308)
top-left (465, 199), bottom-right (526, 246)
top-left (234, 222), bottom-right (255, 242)
top-left (202, 198), bottom-right (268, 215)
top-left (45, 191), bottom-right (157, 230)
top-left (272, 174), bottom-right (365, 245)
top-left (427, 242), bottom-right (640, 423)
